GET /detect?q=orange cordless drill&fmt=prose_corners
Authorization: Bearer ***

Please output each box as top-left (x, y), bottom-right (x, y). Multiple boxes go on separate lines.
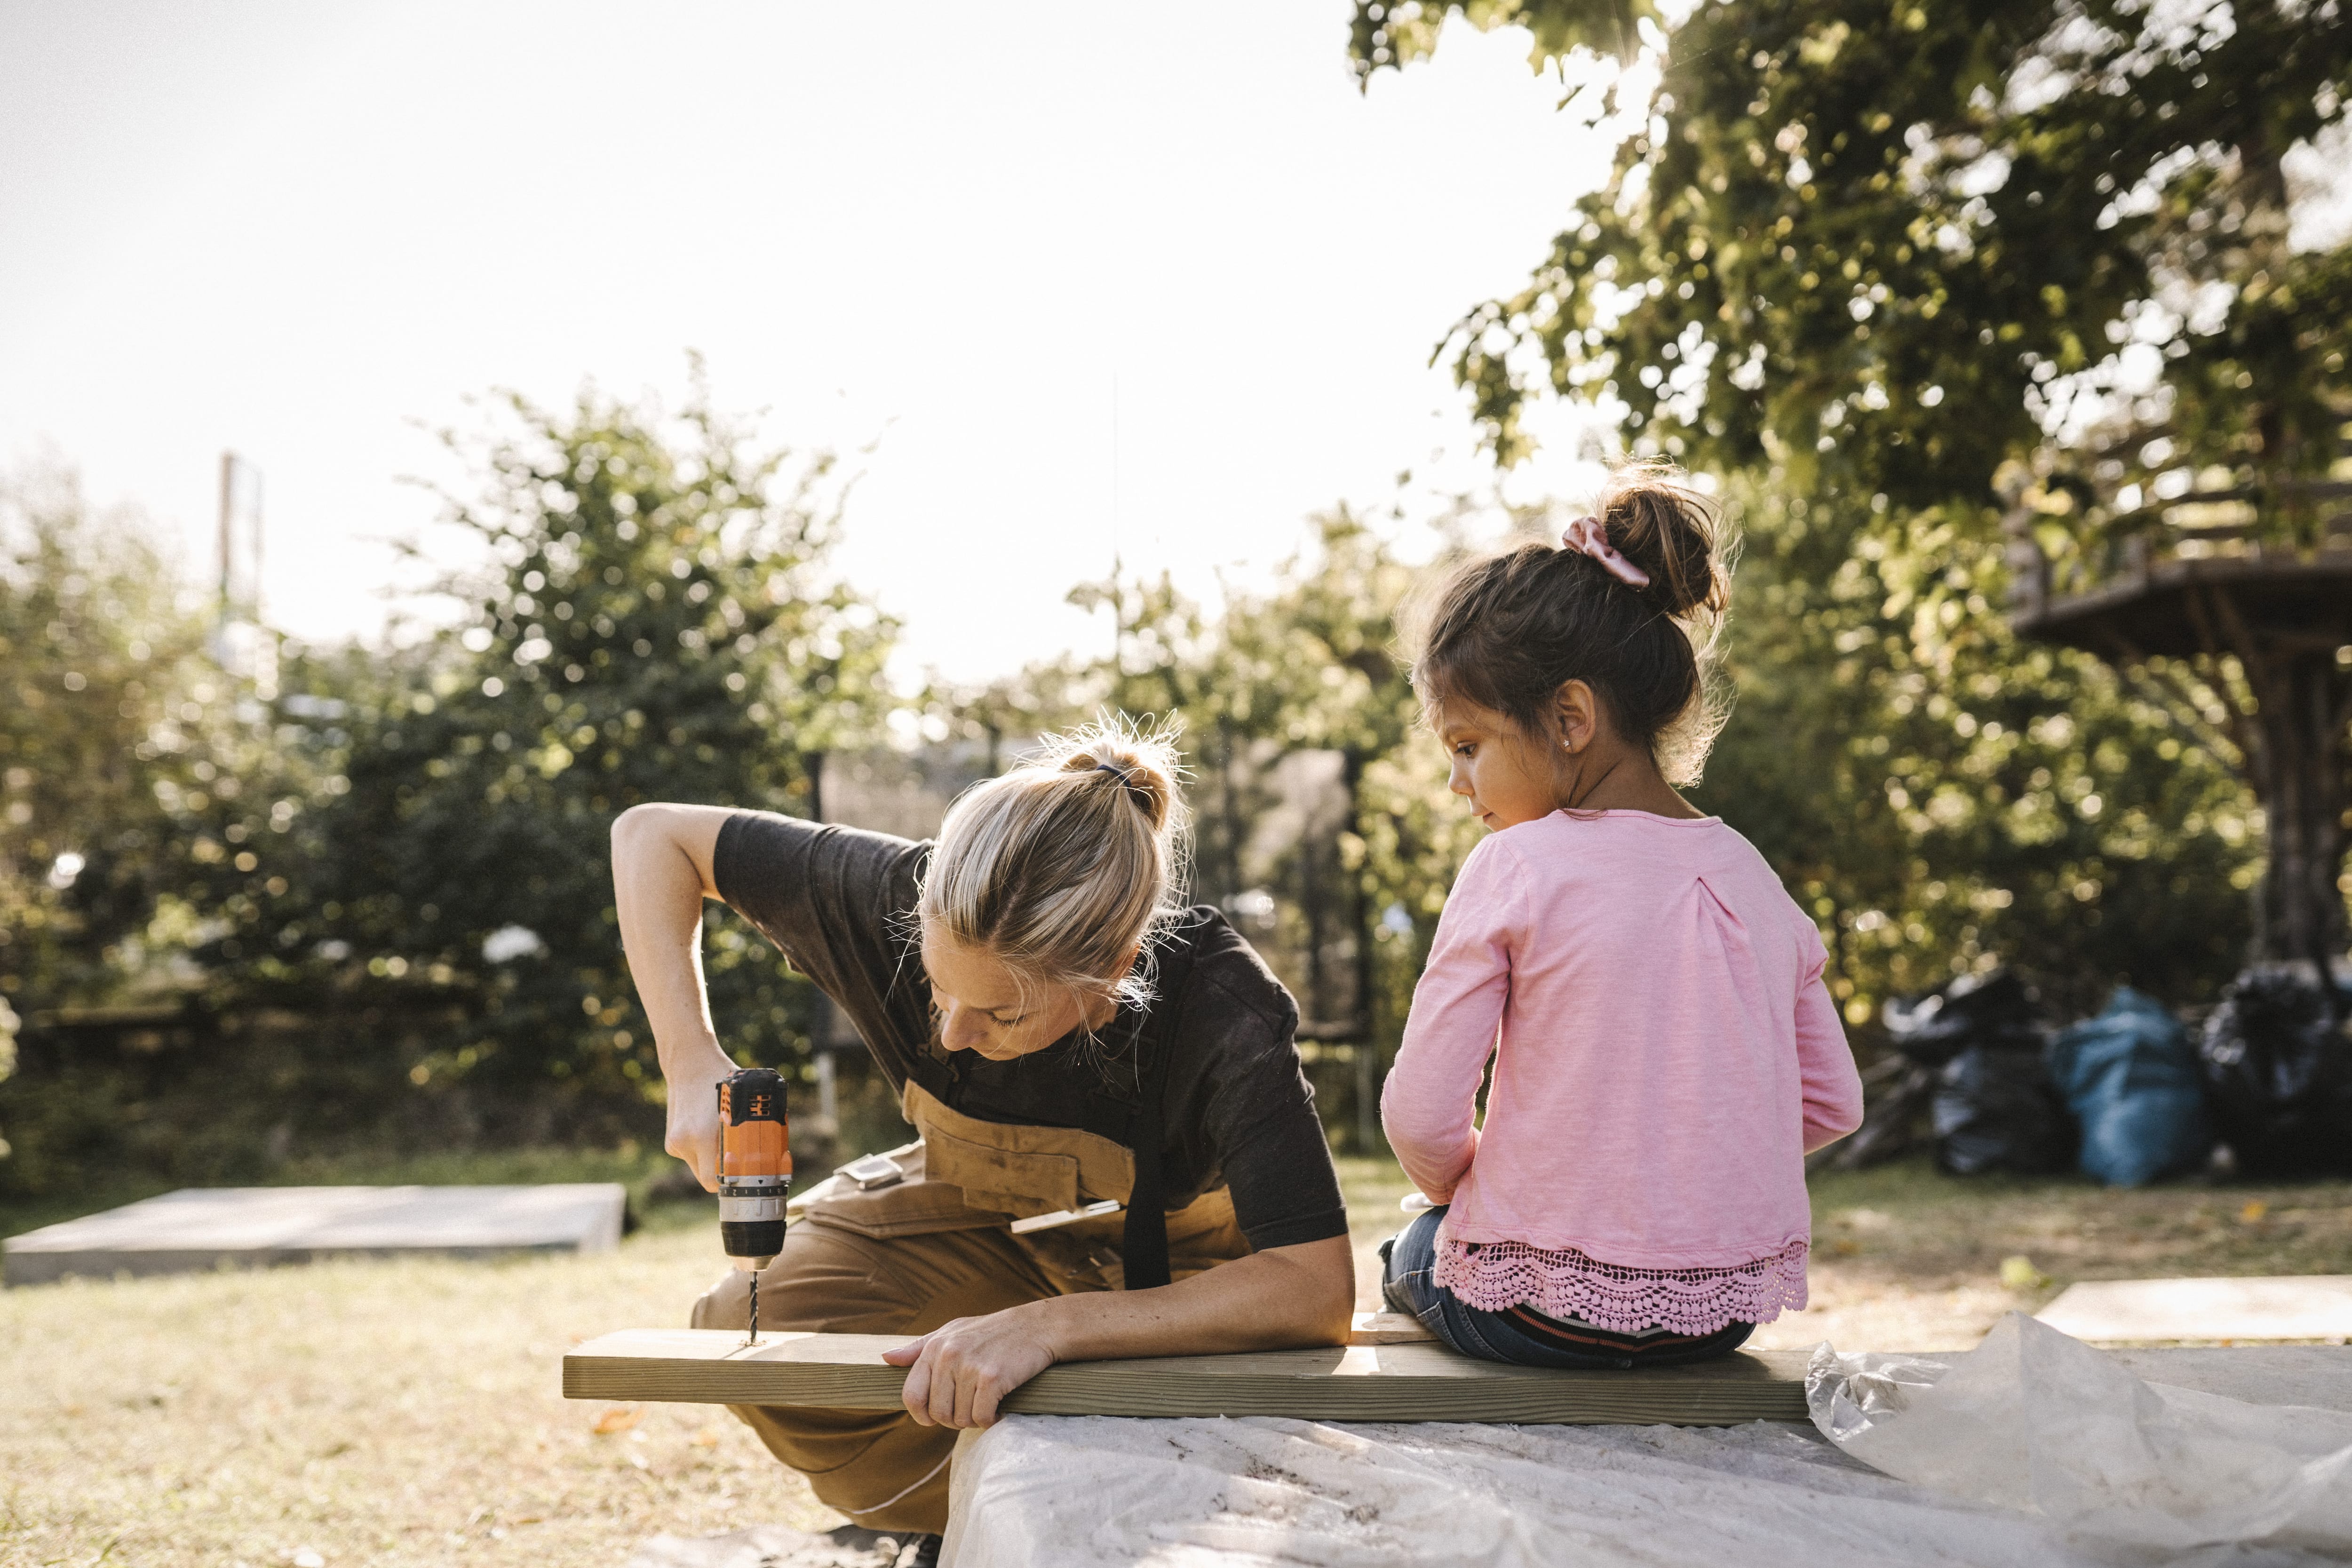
top-left (718, 1067), bottom-right (791, 1344)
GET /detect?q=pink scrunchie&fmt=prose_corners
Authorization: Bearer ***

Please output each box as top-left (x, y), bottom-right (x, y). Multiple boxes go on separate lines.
top-left (1561, 515), bottom-right (1651, 588)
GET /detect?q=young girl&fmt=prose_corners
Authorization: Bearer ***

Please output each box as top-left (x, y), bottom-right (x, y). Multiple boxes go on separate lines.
top-left (1380, 467), bottom-right (1864, 1370)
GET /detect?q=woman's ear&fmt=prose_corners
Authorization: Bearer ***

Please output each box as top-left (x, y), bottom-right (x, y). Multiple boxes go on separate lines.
top-left (1552, 680), bottom-right (1600, 754)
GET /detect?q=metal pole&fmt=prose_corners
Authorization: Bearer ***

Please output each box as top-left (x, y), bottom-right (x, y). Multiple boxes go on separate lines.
top-left (218, 451), bottom-right (235, 619)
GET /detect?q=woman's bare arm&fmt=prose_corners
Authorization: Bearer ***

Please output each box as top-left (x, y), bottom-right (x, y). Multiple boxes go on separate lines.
top-left (610, 803), bottom-right (743, 1190)
top-left (885, 1234), bottom-right (1357, 1428)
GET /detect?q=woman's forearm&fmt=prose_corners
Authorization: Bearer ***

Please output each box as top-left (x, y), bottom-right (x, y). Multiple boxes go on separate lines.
top-left (1026, 1236), bottom-right (1355, 1361)
top-left (610, 804), bottom-right (735, 1082)
top-left (611, 805), bottom-right (745, 1192)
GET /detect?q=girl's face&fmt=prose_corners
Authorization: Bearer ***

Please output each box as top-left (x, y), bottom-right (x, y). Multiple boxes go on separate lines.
top-left (1435, 699), bottom-right (1564, 832)
top-left (920, 928), bottom-right (1106, 1060)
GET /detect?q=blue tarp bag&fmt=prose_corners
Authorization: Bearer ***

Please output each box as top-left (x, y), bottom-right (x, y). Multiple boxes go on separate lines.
top-left (2045, 987), bottom-right (2209, 1187)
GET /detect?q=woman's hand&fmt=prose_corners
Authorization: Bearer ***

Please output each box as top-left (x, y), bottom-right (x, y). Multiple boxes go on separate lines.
top-left (664, 1056), bottom-right (728, 1193)
top-left (883, 1312), bottom-right (1059, 1429)
top-left (881, 1238), bottom-right (1350, 1430)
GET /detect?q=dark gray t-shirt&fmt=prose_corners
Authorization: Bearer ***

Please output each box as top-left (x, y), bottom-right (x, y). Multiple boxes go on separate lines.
top-left (712, 811), bottom-right (1348, 1253)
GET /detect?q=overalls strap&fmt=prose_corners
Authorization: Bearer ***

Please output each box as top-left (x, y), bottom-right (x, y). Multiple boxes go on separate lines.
top-left (1119, 911), bottom-right (1207, 1290)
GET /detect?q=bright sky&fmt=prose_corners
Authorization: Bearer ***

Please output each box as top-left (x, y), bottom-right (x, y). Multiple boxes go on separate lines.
top-left (0, 2), bottom-right (1612, 684)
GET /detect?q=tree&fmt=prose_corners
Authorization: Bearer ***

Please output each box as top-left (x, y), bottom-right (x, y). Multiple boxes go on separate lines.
top-left (0, 466), bottom-right (219, 1014)
top-left (1701, 474), bottom-right (2260, 1019)
top-left (0, 386), bottom-right (905, 1195)
top-left (246, 379), bottom-right (899, 1109)
top-left (1059, 510), bottom-right (1481, 1146)
top-left (1352, 0), bottom-right (2341, 1013)
top-left (0, 466), bottom-right (326, 1194)
top-left (1357, 1), bottom-right (2347, 506)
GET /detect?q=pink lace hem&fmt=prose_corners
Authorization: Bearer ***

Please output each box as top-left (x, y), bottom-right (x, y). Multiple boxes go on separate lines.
top-left (1433, 1236), bottom-right (1810, 1336)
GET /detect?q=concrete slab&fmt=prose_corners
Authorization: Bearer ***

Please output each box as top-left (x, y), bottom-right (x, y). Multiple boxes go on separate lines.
top-left (2, 1184), bottom-right (626, 1285)
top-left (2036, 1275), bottom-right (2352, 1344)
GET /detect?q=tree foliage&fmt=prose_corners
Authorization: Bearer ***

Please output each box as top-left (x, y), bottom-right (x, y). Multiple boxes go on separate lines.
top-left (1047, 512), bottom-right (1482, 1139)
top-left (1706, 476), bottom-right (2260, 1018)
top-left (0, 383), bottom-right (902, 1199)
top-left (1358, 0), bottom-right (2349, 518)
top-left (1349, 0), bottom-right (2331, 1015)
top-left (0, 469), bottom-right (223, 1016)
top-left (259, 381), bottom-right (899, 1102)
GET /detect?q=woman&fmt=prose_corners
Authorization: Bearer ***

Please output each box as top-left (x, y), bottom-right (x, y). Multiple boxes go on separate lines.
top-left (611, 719), bottom-right (1355, 1539)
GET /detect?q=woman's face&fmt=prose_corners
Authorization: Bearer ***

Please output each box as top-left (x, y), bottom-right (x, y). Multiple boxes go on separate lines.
top-left (920, 929), bottom-right (1097, 1060)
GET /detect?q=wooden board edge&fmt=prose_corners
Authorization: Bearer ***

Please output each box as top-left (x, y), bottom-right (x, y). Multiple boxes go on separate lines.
top-left (562, 1352), bottom-right (1808, 1425)
top-left (1002, 1362), bottom-right (1806, 1423)
top-left (997, 1389), bottom-right (1808, 1424)
top-left (564, 1353), bottom-right (909, 1411)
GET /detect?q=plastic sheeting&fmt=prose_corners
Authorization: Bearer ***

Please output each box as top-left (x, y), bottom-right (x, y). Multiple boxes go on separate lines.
top-left (1808, 1312), bottom-right (2352, 1559)
top-left (935, 1326), bottom-right (2352, 1567)
top-left (939, 1412), bottom-right (2130, 1568)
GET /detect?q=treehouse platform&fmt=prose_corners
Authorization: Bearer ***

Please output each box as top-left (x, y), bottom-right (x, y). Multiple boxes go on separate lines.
top-left (2004, 485), bottom-right (2352, 972)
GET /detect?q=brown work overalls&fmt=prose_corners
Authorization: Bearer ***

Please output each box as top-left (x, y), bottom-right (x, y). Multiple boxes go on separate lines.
top-left (689, 1074), bottom-right (1251, 1533)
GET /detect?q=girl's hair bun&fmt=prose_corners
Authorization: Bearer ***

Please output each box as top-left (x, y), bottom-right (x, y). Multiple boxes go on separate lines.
top-left (1050, 717), bottom-right (1183, 837)
top-left (1406, 459), bottom-right (1734, 788)
top-left (1598, 463), bottom-right (1728, 622)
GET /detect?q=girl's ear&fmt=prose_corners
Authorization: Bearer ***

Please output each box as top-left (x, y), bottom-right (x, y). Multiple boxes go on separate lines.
top-left (1552, 680), bottom-right (1600, 753)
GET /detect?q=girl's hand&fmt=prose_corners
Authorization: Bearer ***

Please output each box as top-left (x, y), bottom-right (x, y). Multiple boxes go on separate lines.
top-left (883, 1313), bottom-right (1057, 1429)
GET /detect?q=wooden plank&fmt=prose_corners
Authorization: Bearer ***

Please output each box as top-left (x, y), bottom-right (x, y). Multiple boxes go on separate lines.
top-left (2038, 1275), bottom-right (2352, 1343)
top-left (3, 1185), bottom-right (627, 1286)
top-left (562, 1329), bottom-right (1813, 1425)
top-left (1347, 1311), bottom-right (1436, 1345)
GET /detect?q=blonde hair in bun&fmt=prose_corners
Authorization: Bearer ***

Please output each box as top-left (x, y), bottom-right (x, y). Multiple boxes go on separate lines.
top-left (918, 714), bottom-right (1190, 1010)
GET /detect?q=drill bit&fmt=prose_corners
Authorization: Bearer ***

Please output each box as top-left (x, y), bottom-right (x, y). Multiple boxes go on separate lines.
top-left (747, 1267), bottom-right (760, 1347)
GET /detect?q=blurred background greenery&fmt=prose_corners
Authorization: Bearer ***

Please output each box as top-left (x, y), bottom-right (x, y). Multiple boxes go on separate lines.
top-left (5, 0), bottom-right (2345, 1219)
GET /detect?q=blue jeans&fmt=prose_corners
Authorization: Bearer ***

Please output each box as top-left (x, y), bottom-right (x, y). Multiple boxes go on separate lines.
top-left (1380, 1206), bottom-right (1756, 1370)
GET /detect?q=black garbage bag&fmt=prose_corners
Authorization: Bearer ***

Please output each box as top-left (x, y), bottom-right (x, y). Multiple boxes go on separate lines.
top-left (1933, 1045), bottom-right (2078, 1175)
top-left (1885, 969), bottom-right (2043, 1067)
top-left (2199, 965), bottom-right (2352, 1178)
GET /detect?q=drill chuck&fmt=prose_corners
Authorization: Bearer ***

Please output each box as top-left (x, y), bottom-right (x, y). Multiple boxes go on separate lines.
top-left (718, 1178), bottom-right (786, 1266)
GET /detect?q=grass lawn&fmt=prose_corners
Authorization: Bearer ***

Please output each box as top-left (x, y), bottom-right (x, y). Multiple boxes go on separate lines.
top-left (3, 1151), bottom-right (2348, 1566)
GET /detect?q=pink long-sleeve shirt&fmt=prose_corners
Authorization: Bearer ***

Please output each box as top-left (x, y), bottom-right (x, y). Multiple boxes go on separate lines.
top-left (1381, 810), bottom-right (1864, 1332)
